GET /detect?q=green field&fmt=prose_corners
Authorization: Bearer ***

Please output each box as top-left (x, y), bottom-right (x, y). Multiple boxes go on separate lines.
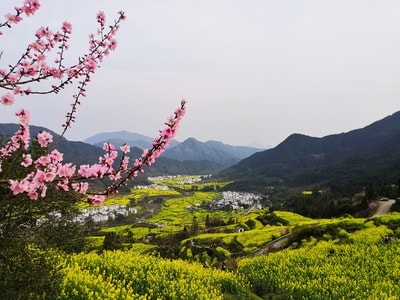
top-left (48, 176), bottom-right (400, 298)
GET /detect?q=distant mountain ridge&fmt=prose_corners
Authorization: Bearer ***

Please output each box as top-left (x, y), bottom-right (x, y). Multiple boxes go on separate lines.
top-left (0, 123), bottom-right (106, 166)
top-left (84, 132), bottom-right (265, 167)
top-left (84, 130), bottom-right (180, 150)
top-left (161, 138), bottom-right (264, 166)
top-left (84, 130), bottom-right (151, 144)
top-left (3, 110), bottom-right (400, 192)
top-left (0, 125), bottom-right (225, 179)
top-left (218, 111), bottom-right (400, 189)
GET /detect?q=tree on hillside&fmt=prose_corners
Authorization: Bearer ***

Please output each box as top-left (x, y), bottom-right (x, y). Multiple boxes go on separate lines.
top-left (397, 177), bottom-right (400, 198)
top-left (102, 231), bottom-right (124, 251)
top-left (365, 183), bottom-right (377, 201)
top-left (191, 215), bottom-right (200, 235)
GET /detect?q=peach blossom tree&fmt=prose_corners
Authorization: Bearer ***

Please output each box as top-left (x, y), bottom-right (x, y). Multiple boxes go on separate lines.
top-left (0, 0), bottom-right (187, 205)
top-left (0, 2), bottom-right (187, 296)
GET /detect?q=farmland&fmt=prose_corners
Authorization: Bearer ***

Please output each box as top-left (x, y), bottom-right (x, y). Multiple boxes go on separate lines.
top-left (4, 175), bottom-right (399, 299)
top-left (58, 175), bottom-right (400, 299)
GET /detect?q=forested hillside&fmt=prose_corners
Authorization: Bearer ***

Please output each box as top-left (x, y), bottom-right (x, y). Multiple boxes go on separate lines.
top-left (218, 111), bottom-right (400, 190)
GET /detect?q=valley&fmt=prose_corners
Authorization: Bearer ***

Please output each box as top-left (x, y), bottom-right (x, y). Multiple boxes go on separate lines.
top-left (2, 110), bottom-right (400, 298)
top-left (64, 174), bottom-right (400, 299)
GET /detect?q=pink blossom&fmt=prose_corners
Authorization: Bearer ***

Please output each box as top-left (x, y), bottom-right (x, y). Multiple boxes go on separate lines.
top-left (6, 74), bottom-right (18, 84)
top-left (13, 87), bottom-right (22, 95)
top-left (121, 156), bottom-right (130, 170)
top-left (48, 67), bottom-right (63, 79)
top-left (109, 172), bottom-right (122, 181)
top-left (96, 11), bottom-right (106, 27)
top-left (71, 182), bottom-right (88, 194)
top-left (27, 191), bottom-right (39, 200)
top-left (30, 40), bottom-right (45, 52)
top-left (34, 170), bottom-right (47, 184)
top-left (1, 93), bottom-right (15, 105)
top-left (5, 13), bottom-right (22, 24)
top-left (102, 154), bottom-right (116, 166)
top-left (56, 180), bottom-right (69, 192)
top-left (57, 163), bottom-right (75, 178)
top-left (10, 180), bottom-right (25, 195)
top-left (21, 154), bottom-right (33, 167)
top-left (37, 131), bottom-right (53, 147)
top-left (103, 143), bottom-right (116, 151)
top-left (66, 67), bottom-right (79, 78)
top-left (84, 57), bottom-right (97, 72)
top-left (22, 0), bottom-right (41, 16)
top-left (108, 39), bottom-right (117, 51)
top-left (36, 54), bottom-right (46, 64)
top-left (61, 21), bottom-right (72, 34)
top-left (120, 145), bottom-right (130, 153)
top-left (87, 194), bottom-right (105, 205)
top-left (32, 169), bottom-right (56, 183)
top-left (40, 185), bottom-right (47, 198)
top-left (77, 164), bottom-right (92, 178)
top-left (35, 26), bottom-right (51, 38)
top-left (49, 149), bottom-right (63, 163)
top-left (35, 155), bottom-right (51, 166)
top-left (133, 159), bottom-right (143, 168)
top-left (16, 109), bottom-right (30, 125)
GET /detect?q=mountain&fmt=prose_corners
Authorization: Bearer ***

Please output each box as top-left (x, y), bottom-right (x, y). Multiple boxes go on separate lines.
top-left (0, 124), bottom-right (224, 180)
top-left (0, 123), bottom-right (106, 166)
top-left (85, 132), bottom-right (265, 166)
top-left (218, 111), bottom-right (400, 189)
top-left (161, 138), bottom-right (264, 166)
top-left (6, 108), bottom-right (400, 193)
top-left (84, 131), bottom-right (152, 145)
top-left (84, 130), bottom-right (180, 150)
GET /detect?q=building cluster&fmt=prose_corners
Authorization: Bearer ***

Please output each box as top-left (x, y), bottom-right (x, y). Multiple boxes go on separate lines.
top-left (176, 177), bottom-right (203, 185)
top-left (147, 174), bottom-right (212, 185)
top-left (210, 191), bottom-right (263, 211)
top-left (134, 184), bottom-right (169, 190)
top-left (147, 175), bottom-right (179, 182)
top-left (37, 204), bottom-right (138, 226)
top-left (73, 204), bottom-right (137, 223)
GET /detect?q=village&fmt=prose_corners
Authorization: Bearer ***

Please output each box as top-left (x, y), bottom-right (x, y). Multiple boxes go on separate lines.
top-left (37, 175), bottom-right (263, 226)
top-left (210, 191), bottom-right (263, 211)
top-left (73, 204), bottom-right (138, 224)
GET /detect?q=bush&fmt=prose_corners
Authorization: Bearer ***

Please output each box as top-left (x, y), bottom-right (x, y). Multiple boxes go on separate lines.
top-left (0, 245), bottom-right (63, 300)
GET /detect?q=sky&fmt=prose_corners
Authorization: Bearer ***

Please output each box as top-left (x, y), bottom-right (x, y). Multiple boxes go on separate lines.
top-left (1, 0), bottom-right (400, 148)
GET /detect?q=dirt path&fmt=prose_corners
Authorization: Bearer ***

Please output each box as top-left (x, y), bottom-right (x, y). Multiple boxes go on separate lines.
top-left (251, 233), bottom-right (292, 256)
top-left (374, 199), bottom-right (396, 216)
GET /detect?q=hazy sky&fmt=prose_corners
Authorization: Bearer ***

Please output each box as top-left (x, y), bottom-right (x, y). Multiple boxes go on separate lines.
top-left (2, 1), bottom-right (400, 147)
